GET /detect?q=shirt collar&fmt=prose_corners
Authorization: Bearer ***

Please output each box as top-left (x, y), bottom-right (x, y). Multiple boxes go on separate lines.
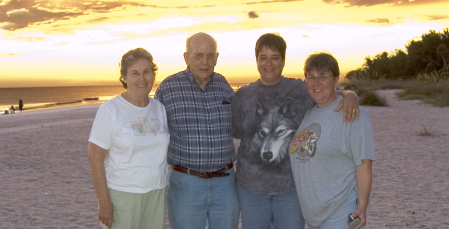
top-left (257, 76), bottom-right (285, 88)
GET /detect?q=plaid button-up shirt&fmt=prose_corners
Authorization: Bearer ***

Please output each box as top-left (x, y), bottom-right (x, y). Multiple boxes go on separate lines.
top-left (155, 69), bottom-right (235, 172)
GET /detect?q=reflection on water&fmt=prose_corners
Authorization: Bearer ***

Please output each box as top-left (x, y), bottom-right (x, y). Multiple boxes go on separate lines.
top-left (0, 85), bottom-right (126, 114)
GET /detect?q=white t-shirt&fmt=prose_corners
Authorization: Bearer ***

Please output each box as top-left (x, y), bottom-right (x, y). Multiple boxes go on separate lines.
top-left (89, 95), bottom-right (170, 193)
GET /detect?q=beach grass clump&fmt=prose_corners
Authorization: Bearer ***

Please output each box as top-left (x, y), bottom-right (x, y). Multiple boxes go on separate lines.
top-left (399, 94), bottom-right (429, 101)
top-left (378, 83), bottom-right (404, 90)
top-left (343, 79), bottom-right (449, 107)
top-left (418, 124), bottom-right (436, 136)
top-left (397, 80), bottom-right (449, 106)
top-left (359, 90), bottom-right (388, 106)
top-left (339, 79), bottom-right (406, 91)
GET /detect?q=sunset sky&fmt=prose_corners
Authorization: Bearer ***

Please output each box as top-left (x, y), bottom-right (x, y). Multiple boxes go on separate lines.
top-left (1, 0), bottom-right (448, 88)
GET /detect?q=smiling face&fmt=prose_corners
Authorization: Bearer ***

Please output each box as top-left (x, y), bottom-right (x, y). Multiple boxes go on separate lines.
top-left (122, 58), bottom-right (154, 98)
top-left (306, 69), bottom-right (339, 108)
top-left (184, 33), bottom-right (218, 87)
top-left (257, 46), bottom-right (285, 85)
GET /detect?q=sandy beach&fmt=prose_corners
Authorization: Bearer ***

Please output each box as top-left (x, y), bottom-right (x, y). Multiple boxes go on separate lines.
top-left (1, 90), bottom-right (449, 228)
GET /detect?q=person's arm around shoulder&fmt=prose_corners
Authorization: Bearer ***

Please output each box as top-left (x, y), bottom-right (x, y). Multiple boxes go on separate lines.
top-left (88, 143), bottom-right (114, 229)
top-left (334, 90), bottom-right (359, 122)
top-left (353, 159), bottom-right (373, 229)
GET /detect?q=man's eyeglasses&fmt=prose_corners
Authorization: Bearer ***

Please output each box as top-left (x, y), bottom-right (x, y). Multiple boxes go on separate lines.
top-left (192, 53), bottom-right (217, 61)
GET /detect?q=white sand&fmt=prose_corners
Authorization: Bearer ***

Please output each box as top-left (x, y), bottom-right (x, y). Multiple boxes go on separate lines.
top-left (1, 90), bottom-right (448, 228)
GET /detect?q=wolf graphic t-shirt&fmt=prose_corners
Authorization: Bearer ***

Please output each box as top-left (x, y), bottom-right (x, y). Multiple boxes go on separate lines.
top-left (232, 77), bottom-right (315, 195)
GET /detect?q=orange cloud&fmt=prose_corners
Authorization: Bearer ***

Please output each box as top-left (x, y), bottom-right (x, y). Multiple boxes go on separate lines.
top-left (246, 0), bottom-right (303, 4)
top-left (322, 0), bottom-right (448, 7)
top-left (367, 18), bottom-right (390, 23)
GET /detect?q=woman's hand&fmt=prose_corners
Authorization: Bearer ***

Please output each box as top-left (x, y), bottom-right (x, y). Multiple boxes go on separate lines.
top-left (334, 91), bottom-right (359, 122)
top-left (351, 206), bottom-right (367, 229)
top-left (98, 199), bottom-right (114, 228)
top-left (88, 143), bottom-right (114, 228)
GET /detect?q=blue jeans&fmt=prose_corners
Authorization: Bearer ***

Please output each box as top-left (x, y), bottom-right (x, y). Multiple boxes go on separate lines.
top-left (308, 188), bottom-right (364, 229)
top-left (237, 187), bottom-right (305, 229)
top-left (168, 168), bottom-right (239, 229)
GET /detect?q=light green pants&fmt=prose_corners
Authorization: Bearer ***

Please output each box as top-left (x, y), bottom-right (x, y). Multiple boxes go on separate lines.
top-left (100, 187), bottom-right (167, 229)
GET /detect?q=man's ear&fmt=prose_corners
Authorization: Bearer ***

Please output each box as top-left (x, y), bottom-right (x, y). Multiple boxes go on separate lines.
top-left (183, 52), bottom-right (189, 65)
top-left (214, 52), bottom-right (219, 66)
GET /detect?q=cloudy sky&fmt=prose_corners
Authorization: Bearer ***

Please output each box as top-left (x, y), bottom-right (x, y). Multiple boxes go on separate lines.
top-left (0, 0), bottom-right (448, 87)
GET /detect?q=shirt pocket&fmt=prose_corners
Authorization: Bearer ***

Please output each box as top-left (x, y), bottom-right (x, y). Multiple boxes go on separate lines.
top-left (217, 103), bottom-right (232, 131)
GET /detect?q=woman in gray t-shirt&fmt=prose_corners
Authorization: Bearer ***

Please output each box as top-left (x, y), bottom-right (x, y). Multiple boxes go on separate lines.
top-left (289, 52), bottom-right (375, 229)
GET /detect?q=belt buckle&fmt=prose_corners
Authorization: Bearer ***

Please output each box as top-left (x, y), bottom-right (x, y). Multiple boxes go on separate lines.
top-left (198, 172), bottom-right (212, 179)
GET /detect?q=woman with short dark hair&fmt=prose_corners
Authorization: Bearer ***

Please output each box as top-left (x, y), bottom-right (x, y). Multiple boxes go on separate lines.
top-left (289, 52), bottom-right (375, 229)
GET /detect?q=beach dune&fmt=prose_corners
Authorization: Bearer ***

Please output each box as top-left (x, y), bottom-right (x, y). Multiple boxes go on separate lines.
top-left (1, 91), bottom-right (449, 228)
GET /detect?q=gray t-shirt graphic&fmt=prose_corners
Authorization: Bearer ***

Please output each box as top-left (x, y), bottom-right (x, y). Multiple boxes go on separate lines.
top-left (232, 77), bottom-right (315, 195)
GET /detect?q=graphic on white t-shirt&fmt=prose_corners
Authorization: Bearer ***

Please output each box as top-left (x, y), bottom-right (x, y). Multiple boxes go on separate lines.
top-left (151, 119), bottom-right (166, 134)
top-left (138, 116), bottom-right (152, 132)
top-left (131, 117), bottom-right (165, 136)
top-left (130, 121), bottom-right (144, 136)
top-left (289, 123), bottom-right (321, 159)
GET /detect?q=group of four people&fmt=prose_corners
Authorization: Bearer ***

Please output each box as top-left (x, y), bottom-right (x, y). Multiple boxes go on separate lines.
top-left (88, 32), bottom-right (375, 229)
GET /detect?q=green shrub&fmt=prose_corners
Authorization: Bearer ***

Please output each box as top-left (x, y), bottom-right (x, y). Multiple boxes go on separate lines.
top-left (360, 91), bottom-right (388, 106)
top-left (356, 88), bottom-right (370, 97)
top-left (339, 82), bottom-right (359, 91)
top-left (433, 93), bottom-right (449, 107)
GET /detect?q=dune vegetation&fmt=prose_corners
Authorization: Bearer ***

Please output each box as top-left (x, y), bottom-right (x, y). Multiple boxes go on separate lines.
top-left (341, 28), bottom-right (449, 107)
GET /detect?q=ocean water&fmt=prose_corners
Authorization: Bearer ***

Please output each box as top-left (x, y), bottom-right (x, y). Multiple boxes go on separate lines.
top-left (0, 85), bottom-right (129, 114)
top-left (0, 84), bottom-right (244, 114)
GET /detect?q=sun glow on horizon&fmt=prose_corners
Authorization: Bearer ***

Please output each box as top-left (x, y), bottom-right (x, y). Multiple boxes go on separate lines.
top-left (1, 0), bottom-right (449, 88)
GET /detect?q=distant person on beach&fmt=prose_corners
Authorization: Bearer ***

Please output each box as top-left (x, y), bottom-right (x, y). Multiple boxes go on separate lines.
top-left (9, 106), bottom-right (15, 114)
top-left (231, 33), bottom-right (360, 229)
top-left (155, 32), bottom-right (239, 229)
top-left (88, 48), bottom-right (169, 229)
top-left (19, 99), bottom-right (23, 112)
top-left (288, 52), bottom-right (375, 229)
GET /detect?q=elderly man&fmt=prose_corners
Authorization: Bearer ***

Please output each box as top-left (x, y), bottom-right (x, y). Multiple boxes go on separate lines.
top-left (155, 33), bottom-right (239, 229)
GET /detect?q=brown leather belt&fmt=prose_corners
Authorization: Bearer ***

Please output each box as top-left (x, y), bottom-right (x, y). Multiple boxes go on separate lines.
top-left (172, 163), bottom-right (233, 179)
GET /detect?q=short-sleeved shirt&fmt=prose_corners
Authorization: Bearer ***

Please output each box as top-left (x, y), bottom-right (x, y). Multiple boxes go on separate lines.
top-left (155, 69), bottom-right (235, 172)
top-left (289, 96), bottom-right (376, 227)
top-left (232, 77), bottom-right (315, 195)
top-left (88, 95), bottom-right (170, 193)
